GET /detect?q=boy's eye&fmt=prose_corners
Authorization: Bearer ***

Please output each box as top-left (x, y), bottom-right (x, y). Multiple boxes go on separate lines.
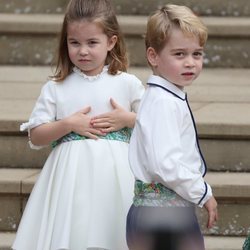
top-left (193, 51), bottom-right (203, 57)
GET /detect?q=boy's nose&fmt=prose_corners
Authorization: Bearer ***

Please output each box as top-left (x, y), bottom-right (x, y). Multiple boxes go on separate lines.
top-left (184, 56), bottom-right (195, 67)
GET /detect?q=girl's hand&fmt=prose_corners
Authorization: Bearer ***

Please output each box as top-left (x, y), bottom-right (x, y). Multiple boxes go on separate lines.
top-left (66, 106), bottom-right (106, 139)
top-left (90, 98), bottom-right (136, 133)
top-left (204, 196), bottom-right (218, 229)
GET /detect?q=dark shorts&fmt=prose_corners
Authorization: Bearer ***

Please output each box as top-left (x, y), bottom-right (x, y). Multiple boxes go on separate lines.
top-left (126, 205), bottom-right (205, 250)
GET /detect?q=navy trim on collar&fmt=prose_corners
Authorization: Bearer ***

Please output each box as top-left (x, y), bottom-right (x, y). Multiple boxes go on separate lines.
top-left (147, 75), bottom-right (186, 100)
top-left (147, 83), bottom-right (186, 101)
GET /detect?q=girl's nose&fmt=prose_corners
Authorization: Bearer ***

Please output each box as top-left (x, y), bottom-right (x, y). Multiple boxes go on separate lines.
top-left (79, 46), bottom-right (88, 56)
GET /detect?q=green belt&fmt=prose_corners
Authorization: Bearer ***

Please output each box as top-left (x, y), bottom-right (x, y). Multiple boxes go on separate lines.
top-left (133, 180), bottom-right (193, 207)
top-left (51, 127), bottom-right (132, 148)
top-left (243, 236), bottom-right (250, 250)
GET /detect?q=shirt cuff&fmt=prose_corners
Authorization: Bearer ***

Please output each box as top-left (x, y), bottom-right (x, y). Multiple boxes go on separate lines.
top-left (198, 182), bottom-right (213, 208)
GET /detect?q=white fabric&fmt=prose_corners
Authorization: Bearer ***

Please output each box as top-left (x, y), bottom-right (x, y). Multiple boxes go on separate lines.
top-left (129, 75), bottom-right (212, 208)
top-left (13, 69), bottom-right (145, 250)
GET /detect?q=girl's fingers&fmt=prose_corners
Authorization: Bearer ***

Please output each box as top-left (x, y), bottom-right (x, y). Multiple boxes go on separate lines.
top-left (84, 129), bottom-right (106, 139)
top-left (91, 122), bottom-right (110, 128)
top-left (100, 127), bottom-right (113, 133)
top-left (80, 106), bottom-right (91, 114)
top-left (91, 115), bottom-right (105, 120)
top-left (110, 98), bottom-right (120, 109)
top-left (84, 132), bottom-right (99, 140)
top-left (88, 128), bottom-right (105, 135)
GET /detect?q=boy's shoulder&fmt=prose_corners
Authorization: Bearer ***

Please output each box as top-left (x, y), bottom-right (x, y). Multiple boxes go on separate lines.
top-left (146, 84), bottom-right (185, 104)
top-left (146, 75), bottom-right (186, 101)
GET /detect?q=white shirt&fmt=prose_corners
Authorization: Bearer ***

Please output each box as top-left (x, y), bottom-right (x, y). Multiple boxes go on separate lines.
top-left (129, 75), bottom-right (212, 207)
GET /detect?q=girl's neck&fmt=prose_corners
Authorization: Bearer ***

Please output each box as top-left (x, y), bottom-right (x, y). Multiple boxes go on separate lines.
top-left (73, 65), bottom-right (109, 80)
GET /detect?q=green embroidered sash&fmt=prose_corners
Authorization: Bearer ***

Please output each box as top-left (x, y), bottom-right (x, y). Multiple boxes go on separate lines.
top-left (51, 127), bottom-right (132, 148)
top-left (133, 180), bottom-right (193, 207)
top-left (243, 235), bottom-right (250, 250)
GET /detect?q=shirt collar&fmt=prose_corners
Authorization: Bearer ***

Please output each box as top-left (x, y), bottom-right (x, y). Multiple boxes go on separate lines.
top-left (73, 65), bottom-right (108, 81)
top-left (147, 75), bottom-right (186, 100)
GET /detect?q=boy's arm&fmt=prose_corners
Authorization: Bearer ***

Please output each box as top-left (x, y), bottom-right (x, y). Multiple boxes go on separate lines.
top-left (204, 196), bottom-right (218, 228)
top-left (141, 97), bottom-right (213, 207)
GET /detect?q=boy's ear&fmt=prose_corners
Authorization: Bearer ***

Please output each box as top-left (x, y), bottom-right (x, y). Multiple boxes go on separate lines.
top-left (147, 47), bottom-right (158, 67)
top-left (107, 35), bottom-right (117, 51)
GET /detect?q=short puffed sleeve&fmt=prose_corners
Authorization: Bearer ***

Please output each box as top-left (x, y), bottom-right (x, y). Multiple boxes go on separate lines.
top-left (20, 81), bottom-right (57, 149)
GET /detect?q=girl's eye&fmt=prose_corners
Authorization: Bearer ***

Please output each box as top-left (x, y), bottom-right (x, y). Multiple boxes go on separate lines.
top-left (88, 40), bottom-right (98, 46)
top-left (174, 52), bottom-right (185, 57)
top-left (69, 40), bottom-right (79, 46)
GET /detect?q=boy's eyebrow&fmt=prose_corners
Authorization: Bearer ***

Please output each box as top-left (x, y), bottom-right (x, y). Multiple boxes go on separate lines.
top-left (194, 47), bottom-right (204, 51)
top-left (170, 47), bottom-right (204, 52)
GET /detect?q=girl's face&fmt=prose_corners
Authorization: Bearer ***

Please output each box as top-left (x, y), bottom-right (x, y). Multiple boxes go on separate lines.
top-left (147, 28), bottom-right (204, 89)
top-left (67, 20), bottom-right (117, 76)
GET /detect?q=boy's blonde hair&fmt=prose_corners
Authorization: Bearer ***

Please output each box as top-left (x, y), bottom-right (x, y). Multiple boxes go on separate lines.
top-left (52, 0), bottom-right (128, 82)
top-left (145, 4), bottom-right (208, 53)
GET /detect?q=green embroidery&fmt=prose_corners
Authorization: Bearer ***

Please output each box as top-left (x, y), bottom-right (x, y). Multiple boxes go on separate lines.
top-left (133, 180), bottom-right (192, 207)
top-left (51, 127), bottom-right (132, 148)
top-left (243, 236), bottom-right (250, 250)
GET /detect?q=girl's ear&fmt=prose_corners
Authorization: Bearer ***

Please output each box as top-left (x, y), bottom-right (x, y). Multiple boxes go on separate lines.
top-left (107, 35), bottom-right (117, 51)
top-left (147, 47), bottom-right (158, 67)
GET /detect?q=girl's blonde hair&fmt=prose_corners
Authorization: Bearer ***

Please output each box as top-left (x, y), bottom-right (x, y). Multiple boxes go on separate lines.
top-left (52, 0), bottom-right (128, 81)
top-left (145, 4), bottom-right (208, 53)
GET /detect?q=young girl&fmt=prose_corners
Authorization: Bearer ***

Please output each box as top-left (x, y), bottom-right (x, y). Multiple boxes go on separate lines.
top-left (12, 0), bottom-right (144, 249)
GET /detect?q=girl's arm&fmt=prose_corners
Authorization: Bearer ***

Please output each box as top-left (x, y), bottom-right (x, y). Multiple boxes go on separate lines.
top-left (30, 106), bottom-right (105, 146)
top-left (90, 98), bottom-right (136, 133)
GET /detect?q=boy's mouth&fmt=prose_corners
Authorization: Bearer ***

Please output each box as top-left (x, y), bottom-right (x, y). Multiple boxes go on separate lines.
top-left (182, 72), bottom-right (194, 76)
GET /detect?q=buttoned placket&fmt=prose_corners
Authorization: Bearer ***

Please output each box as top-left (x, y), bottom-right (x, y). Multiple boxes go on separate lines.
top-left (185, 93), bottom-right (207, 177)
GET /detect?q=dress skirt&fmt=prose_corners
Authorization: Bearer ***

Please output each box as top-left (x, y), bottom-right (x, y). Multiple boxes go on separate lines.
top-left (12, 139), bottom-right (134, 250)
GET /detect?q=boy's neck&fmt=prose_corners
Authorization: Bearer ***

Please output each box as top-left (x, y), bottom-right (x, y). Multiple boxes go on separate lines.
top-left (152, 73), bottom-right (185, 91)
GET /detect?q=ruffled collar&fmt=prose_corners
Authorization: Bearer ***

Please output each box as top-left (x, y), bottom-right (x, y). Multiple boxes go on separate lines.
top-left (73, 65), bottom-right (108, 81)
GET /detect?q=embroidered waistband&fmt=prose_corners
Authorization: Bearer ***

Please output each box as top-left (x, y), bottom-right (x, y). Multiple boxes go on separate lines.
top-left (133, 180), bottom-right (193, 207)
top-left (51, 127), bottom-right (132, 148)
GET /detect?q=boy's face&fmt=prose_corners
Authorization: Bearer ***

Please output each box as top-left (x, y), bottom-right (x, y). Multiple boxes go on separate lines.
top-left (147, 28), bottom-right (204, 89)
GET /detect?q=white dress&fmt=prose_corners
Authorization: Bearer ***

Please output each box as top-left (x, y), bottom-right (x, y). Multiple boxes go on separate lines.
top-left (12, 66), bottom-right (145, 250)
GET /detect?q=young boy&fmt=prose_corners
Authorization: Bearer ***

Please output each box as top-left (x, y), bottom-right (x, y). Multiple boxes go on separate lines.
top-left (126, 4), bottom-right (218, 250)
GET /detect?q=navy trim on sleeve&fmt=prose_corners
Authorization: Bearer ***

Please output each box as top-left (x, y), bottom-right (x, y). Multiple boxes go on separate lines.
top-left (198, 182), bottom-right (208, 205)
